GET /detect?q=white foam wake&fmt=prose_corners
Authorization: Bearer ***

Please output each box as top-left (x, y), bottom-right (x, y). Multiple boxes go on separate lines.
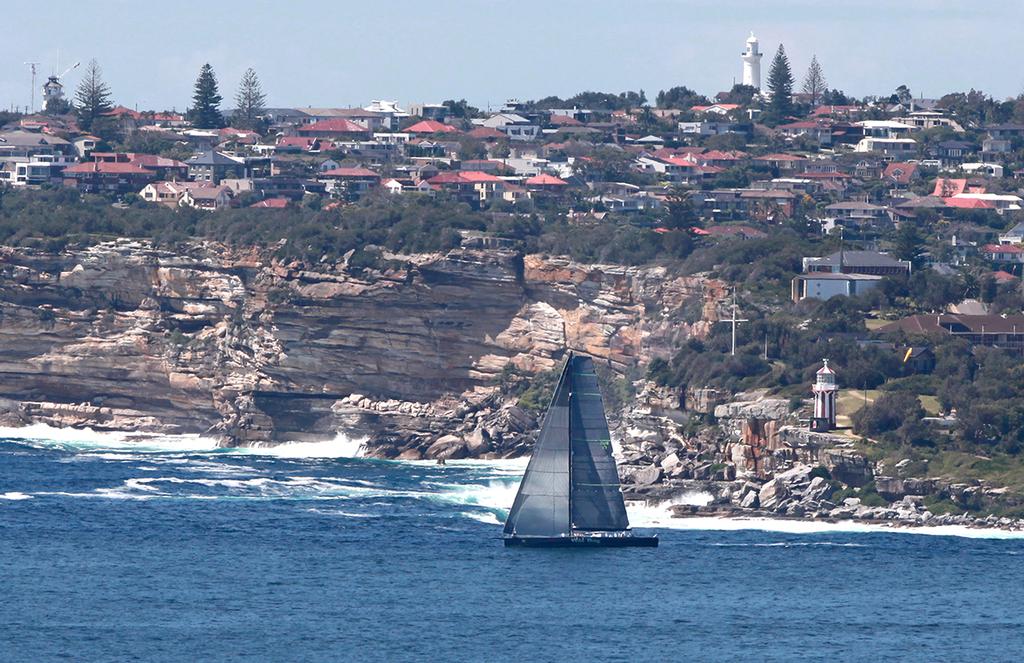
top-left (0, 492), bottom-right (32, 500)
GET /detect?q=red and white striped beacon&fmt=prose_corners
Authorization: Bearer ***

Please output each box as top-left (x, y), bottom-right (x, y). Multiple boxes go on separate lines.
top-left (810, 359), bottom-right (837, 432)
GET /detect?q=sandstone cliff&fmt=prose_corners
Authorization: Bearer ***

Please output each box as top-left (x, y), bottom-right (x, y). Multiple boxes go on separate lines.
top-left (0, 240), bottom-right (725, 455)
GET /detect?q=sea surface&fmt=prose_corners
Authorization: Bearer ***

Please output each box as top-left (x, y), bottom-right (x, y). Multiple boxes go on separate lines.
top-left (3, 426), bottom-right (1024, 663)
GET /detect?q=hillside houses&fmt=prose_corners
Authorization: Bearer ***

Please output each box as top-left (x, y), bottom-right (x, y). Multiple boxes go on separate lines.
top-left (1, 76), bottom-right (1022, 259)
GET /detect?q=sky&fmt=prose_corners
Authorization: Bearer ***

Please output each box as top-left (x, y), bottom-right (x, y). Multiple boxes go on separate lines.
top-left (2, 0), bottom-right (1022, 113)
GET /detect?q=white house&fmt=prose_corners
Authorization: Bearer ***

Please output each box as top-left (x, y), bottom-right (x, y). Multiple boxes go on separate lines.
top-left (478, 114), bottom-right (539, 141)
top-left (791, 272), bottom-right (884, 303)
top-left (854, 137), bottom-right (917, 155)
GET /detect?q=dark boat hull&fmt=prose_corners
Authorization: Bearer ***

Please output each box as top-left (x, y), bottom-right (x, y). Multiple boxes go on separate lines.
top-left (504, 534), bottom-right (658, 548)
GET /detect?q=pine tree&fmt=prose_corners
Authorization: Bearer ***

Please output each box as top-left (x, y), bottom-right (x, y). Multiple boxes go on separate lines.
top-left (767, 44), bottom-right (794, 121)
top-left (234, 68), bottom-right (266, 130)
top-left (801, 55), bottom-right (827, 106)
top-left (73, 59), bottom-right (113, 131)
top-left (188, 63), bottom-right (224, 129)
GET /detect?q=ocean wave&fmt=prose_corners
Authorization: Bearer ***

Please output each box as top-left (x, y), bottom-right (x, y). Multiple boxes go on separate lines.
top-left (628, 508), bottom-right (1024, 540)
top-left (0, 423), bottom-right (220, 453)
top-left (708, 541), bottom-right (867, 548)
top-left (461, 511), bottom-right (502, 525)
top-left (424, 479), bottom-right (519, 513)
top-left (227, 433), bottom-right (368, 459)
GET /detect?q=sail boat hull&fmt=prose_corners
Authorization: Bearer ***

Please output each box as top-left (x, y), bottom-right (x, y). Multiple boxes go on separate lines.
top-left (503, 533), bottom-right (658, 548)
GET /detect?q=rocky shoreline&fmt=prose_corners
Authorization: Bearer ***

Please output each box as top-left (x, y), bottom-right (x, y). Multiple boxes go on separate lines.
top-left (2, 239), bottom-right (1022, 529)
top-left (626, 470), bottom-right (1024, 533)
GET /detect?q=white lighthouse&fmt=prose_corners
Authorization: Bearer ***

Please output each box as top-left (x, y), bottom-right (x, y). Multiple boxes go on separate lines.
top-left (810, 359), bottom-right (837, 432)
top-left (741, 32), bottom-right (763, 90)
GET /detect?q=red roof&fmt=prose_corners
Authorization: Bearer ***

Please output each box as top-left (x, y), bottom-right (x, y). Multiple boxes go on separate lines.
top-left (883, 162), bottom-right (917, 185)
top-left (466, 127), bottom-right (506, 140)
top-left (811, 104), bottom-right (861, 116)
top-left (301, 118), bottom-right (369, 134)
top-left (250, 197), bottom-right (290, 209)
top-left (993, 270), bottom-right (1019, 282)
top-left (459, 171), bottom-right (503, 183)
top-left (103, 105), bottom-right (143, 120)
top-left (525, 174), bottom-right (568, 186)
top-left (983, 244), bottom-right (1024, 253)
top-left (662, 156), bottom-right (699, 168)
top-left (320, 167), bottom-right (380, 179)
top-left (548, 114), bottom-right (582, 126)
top-left (278, 136), bottom-right (319, 149)
top-left (933, 178), bottom-right (968, 197)
top-left (405, 120), bottom-right (459, 134)
top-left (63, 162), bottom-right (154, 175)
top-left (946, 197), bottom-right (995, 210)
top-left (427, 172), bottom-right (470, 185)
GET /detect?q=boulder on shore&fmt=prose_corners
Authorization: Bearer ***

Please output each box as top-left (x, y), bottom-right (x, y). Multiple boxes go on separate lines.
top-left (634, 465), bottom-right (663, 486)
top-left (758, 478), bottom-right (790, 510)
top-left (425, 434), bottom-right (467, 460)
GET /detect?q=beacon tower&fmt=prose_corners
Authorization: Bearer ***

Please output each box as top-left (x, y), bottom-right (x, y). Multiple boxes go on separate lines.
top-left (810, 359), bottom-right (837, 432)
top-left (741, 32), bottom-right (762, 90)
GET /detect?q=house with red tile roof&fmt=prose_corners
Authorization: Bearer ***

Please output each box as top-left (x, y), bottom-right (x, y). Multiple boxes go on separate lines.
top-left (139, 181), bottom-right (216, 207)
top-left (982, 244), bottom-right (1024, 264)
top-left (250, 197), bottom-right (290, 209)
top-left (63, 161), bottom-right (157, 194)
top-left (932, 177), bottom-right (986, 198)
top-left (691, 104), bottom-right (740, 115)
top-left (882, 162), bottom-right (918, 187)
top-left (297, 119), bottom-right (372, 139)
top-left (405, 120), bottom-right (459, 134)
top-left (319, 166), bottom-right (381, 198)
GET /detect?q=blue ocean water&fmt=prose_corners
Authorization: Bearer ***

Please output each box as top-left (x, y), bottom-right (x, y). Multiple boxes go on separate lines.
top-left (2, 434), bottom-right (1024, 663)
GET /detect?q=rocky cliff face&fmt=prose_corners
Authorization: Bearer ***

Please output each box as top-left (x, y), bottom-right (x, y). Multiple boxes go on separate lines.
top-left (0, 240), bottom-right (725, 454)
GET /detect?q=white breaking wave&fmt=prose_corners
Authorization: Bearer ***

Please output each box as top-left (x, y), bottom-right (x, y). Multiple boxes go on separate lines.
top-left (228, 432), bottom-right (368, 459)
top-left (461, 511), bottom-right (502, 525)
top-left (627, 501), bottom-right (1024, 540)
top-left (0, 423), bottom-right (220, 453)
top-left (427, 479), bottom-right (520, 513)
top-left (0, 491), bottom-right (32, 500)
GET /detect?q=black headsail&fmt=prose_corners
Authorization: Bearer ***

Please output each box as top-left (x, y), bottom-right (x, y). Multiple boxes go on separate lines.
top-left (503, 357), bottom-right (572, 538)
top-left (504, 353), bottom-right (631, 538)
top-left (567, 355), bottom-right (630, 531)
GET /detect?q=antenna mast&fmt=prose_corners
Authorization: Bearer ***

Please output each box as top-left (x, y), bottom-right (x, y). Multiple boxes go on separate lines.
top-left (24, 62), bottom-right (40, 113)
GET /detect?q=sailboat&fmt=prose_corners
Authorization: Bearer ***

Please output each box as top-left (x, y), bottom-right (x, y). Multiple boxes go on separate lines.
top-left (503, 352), bottom-right (658, 547)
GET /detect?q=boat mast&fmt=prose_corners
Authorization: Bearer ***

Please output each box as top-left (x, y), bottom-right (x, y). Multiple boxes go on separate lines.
top-left (567, 354), bottom-right (574, 533)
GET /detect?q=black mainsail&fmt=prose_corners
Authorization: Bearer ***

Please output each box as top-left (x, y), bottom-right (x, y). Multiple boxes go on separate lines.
top-left (503, 352), bottom-right (656, 547)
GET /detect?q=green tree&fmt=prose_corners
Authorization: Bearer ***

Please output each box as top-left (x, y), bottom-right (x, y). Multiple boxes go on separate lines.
top-left (893, 222), bottom-right (924, 265)
top-left (766, 45), bottom-right (794, 122)
top-left (801, 55), bottom-right (827, 106)
top-left (442, 99), bottom-right (480, 119)
top-left (188, 63), bottom-right (224, 129)
top-left (656, 86), bottom-right (709, 109)
top-left (233, 67), bottom-right (266, 130)
top-left (719, 84), bottom-right (757, 106)
top-left (74, 59), bottom-right (113, 131)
